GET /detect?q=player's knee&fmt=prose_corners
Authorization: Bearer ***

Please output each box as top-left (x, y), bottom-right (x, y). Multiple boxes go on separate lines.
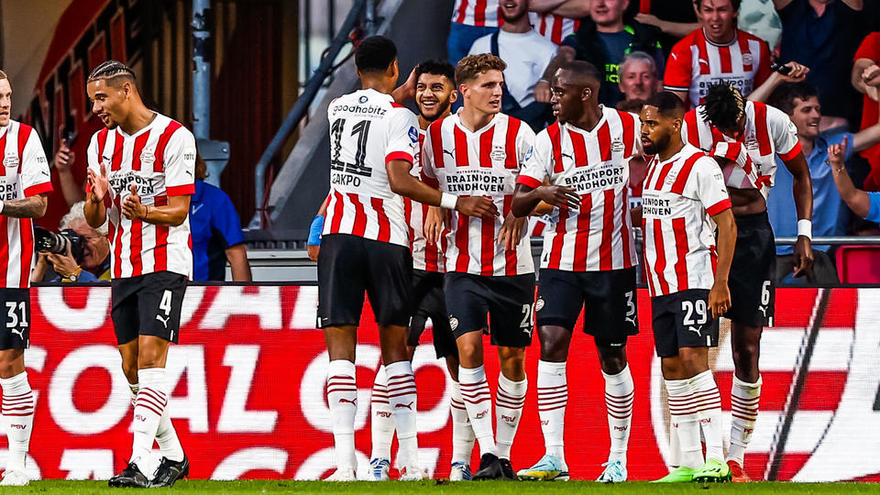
top-left (121, 361), bottom-right (139, 382)
top-left (732, 341), bottom-right (760, 368)
top-left (497, 348), bottom-right (525, 376)
top-left (599, 355), bottom-right (626, 375)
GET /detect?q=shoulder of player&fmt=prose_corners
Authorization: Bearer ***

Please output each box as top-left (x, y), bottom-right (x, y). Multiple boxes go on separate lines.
top-left (736, 28), bottom-right (767, 46)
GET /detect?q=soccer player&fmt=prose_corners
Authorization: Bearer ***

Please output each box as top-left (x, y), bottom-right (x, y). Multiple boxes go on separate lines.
top-left (681, 82), bottom-right (813, 481)
top-left (0, 70), bottom-right (52, 487)
top-left (510, 60), bottom-right (641, 483)
top-left (366, 60), bottom-right (475, 482)
top-left (638, 92), bottom-right (737, 483)
top-left (318, 37), bottom-right (496, 481)
top-left (421, 53), bottom-right (536, 480)
top-left (83, 60), bottom-right (193, 488)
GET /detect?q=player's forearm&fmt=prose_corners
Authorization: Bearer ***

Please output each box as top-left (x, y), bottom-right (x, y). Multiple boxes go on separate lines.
top-left (58, 169), bottom-right (86, 206)
top-left (84, 197), bottom-right (107, 228)
top-left (712, 209), bottom-right (737, 283)
top-left (791, 169), bottom-right (813, 222)
top-left (1, 195), bottom-right (47, 219)
top-left (630, 205), bottom-right (643, 225)
top-left (387, 164), bottom-right (443, 207)
top-left (832, 165), bottom-right (871, 218)
top-left (226, 244), bottom-right (253, 282)
top-left (511, 186), bottom-right (542, 218)
top-left (144, 203), bottom-right (189, 226)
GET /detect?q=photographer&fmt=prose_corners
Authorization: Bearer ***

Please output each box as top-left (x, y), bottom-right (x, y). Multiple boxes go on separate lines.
top-left (31, 202), bottom-right (110, 283)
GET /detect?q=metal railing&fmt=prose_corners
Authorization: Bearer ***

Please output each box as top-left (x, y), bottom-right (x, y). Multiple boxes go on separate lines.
top-left (250, 0), bottom-right (378, 229)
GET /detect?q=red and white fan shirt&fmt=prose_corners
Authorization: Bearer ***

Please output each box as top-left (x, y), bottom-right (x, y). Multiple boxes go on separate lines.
top-left (642, 144), bottom-right (731, 297)
top-left (517, 107), bottom-right (640, 272)
top-left (664, 28), bottom-right (771, 108)
top-left (529, 12), bottom-right (579, 45)
top-left (452, 0), bottom-right (500, 27)
top-left (87, 113), bottom-right (196, 279)
top-left (323, 89), bottom-right (419, 248)
top-left (405, 129), bottom-right (445, 272)
top-left (0, 120), bottom-right (52, 289)
top-left (422, 112), bottom-right (535, 276)
top-left (682, 100), bottom-right (802, 199)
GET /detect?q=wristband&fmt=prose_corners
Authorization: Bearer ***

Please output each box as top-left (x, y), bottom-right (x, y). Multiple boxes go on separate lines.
top-left (308, 215), bottom-right (325, 246)
top-left (797, 219), bottom-right (812, 240)
top-left (440, 192), bottom-right (458, 210)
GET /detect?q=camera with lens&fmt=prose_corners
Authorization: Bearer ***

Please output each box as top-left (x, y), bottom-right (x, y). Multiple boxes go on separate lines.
top-left (34, 227), bottom-right (86, 263)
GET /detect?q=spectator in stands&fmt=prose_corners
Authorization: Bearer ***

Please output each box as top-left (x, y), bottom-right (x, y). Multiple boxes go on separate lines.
top-left (617, 51), bottom-right (660, 102)
top-left (448, 0), bottom-right (501, 66)
top-left (536, 0), bottom-right (666, 107)
top-left (664, 0), bottom-right (808, 108)
top-left (53, 137), bottom-right (85, 207)
top-left (631, 0), bottom-right (699, 52)
top-left (468, 0), bottom-right (557, 130)
top-left (190, 156), bottom-right (252, 282)
top-left (776, 0), bottom-right (868, 129)
top-left (828, 136), bottom-right (880, 226)
top-left (32, 202), bottom-right (110, 283)
top-left (528, 0), bottom-right (591, 45)
top-left (853, 32), bottom-right (880, 190)
top-left (766, 83), bottom-right (880, 284)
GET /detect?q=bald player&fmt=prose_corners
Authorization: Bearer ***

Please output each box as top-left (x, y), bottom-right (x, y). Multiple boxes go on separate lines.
top-left (512, 60), bottom-right (642, 483)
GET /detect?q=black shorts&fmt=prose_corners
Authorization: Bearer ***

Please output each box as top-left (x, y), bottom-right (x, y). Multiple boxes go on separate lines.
top-left (444, 272), bottom-right (535, 348)
top-left (408, 269), bottom-right (457, 359)
top-left (728, 211), bottom-right (776, 328)
top-left (536, 267), bottom-right (639, 347)
top-left (651, 289), bottom-right (719, 358)
top-left (111, 271), bottom-right (187, 345)
top-left (0, 288), bottom-right (30, 350)
top-left (317, 234), bottom-right (412, 328)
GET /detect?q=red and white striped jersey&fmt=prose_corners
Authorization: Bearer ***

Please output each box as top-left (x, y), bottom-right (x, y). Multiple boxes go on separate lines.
top-left (87, 113), bottom-right (196, 279)
top-left (452, 0), bottom-right (500, 27)
top-left (529, 12), bottom-right (579, 45)
top-left (405, 130), bottom-right (445, 272)
top-left (642, 144), bottom-right (731, 297)
top-left (323, 89), bottom-right (420, 248)
top-left (664, 28), bottom-right (772, 108)
top-left (517, 108), bottom-right (640, 272)
top-left (0, 121), bottom-right (52, 289)
top-left (682, 100), bottom-right (802, 199)
top-left (422, 112), bottom-right (535, 276)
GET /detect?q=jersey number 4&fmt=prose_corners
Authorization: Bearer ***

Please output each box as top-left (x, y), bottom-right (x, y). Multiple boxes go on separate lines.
top-left (330, 119), bottom-right (373, 177)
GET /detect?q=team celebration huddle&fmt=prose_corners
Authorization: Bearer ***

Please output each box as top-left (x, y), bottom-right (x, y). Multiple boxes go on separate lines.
top-left (309, 32), bottom-right (816, 484)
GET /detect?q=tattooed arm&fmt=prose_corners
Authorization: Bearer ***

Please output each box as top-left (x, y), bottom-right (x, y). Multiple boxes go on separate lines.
top-left (1, 194), bottom-right (48, 219)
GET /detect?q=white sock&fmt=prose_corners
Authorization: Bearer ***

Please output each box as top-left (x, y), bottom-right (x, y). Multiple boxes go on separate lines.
top-left (603, 365), bottom-right (634, 465)
top-left (728, 375), bottom-right (761, 465)
top-left (1, 372), bottom-right (34, 473)
top-left (131, 368), bottom-right (169, 472)
top-left (691, 370), bottom-right (724, 462)
top-left (130, 382), bottom-right (184, 462)
top-left (450, 381), bottom-right (475, 464)
top-left (495, 373), bottom-right (527, 460)
top-left (369, 365), bottom-right (394, 461)
top-left (327, 360), bottom-right (357, 471)
top-left (385, 361), bottom-right (419, 468)
top-left (666, 378), bottom-right (703, 469)
top-left (458, 365), bottom-right (496, 457)
top-left (537, 360), bottom-right (567, 463)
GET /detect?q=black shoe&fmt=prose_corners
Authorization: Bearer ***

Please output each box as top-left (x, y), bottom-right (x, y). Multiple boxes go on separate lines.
top-left (499, 458), bottom-right (516, 480)
top-left (108, 462), bottom-right (150, 488)
top-left (473, 453), bottom-right (503, 480)
top-left (151, 455), bottom-right (190, 487)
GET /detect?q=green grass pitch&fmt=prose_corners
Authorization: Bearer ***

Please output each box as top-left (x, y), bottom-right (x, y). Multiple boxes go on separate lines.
top-left (9, 481), bottom-right (878, 494)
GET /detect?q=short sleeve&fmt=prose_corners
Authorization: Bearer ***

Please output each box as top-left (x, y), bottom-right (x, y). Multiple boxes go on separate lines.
top-left (867, 191), bottom-right (880, 223)
top-left (663, 38), bottom-right (693, 92)
top-left (19, 128), bottom-right (52, 197)
top-left (855, 33), bottom-right (880, 61)
top-left (517, 131), bottom-right (552, 189)
top-left (385, 108), bottom-right (419, 165)
top-left (767, 106), bottom-right (802, 161)
top-left (210, 189), bottom-right (245, 247)
top-left (692, 156), bottom-right (731, 216)
top-left (420, 122), bottom-right (440, 187)
top-left (754, 39), bottom-right (772, 86)
top-left (163, 128), bottom-right (197, 196)
top-left (516, 122), bottom-right (537, 165)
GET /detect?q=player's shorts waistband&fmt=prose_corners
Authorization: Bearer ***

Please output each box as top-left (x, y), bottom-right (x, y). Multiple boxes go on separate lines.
top-left (733, 210), bottom-right (770, 228)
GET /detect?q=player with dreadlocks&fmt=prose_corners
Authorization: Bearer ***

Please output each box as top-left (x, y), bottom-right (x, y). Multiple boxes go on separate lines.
top-left (678, 82), bottom-right (813, 482)
top-left (84, 60), bottom-right (194, 488)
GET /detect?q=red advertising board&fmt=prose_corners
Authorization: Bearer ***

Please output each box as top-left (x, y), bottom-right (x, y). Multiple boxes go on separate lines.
top-left (12, 286), bottom-right (880, 481)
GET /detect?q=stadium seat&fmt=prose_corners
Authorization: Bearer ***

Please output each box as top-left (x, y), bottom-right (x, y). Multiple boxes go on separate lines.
top-left (835, 245), bottom-right (880, 283)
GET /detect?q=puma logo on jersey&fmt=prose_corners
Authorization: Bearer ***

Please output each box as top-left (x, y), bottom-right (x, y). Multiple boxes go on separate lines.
top-left (155, 314), bottom-right (170, 328)
top-left (394, 401), bottom-right (414, 410)
top-left (338, 397), bottom-right (357, 406)
top-left (443, 149), bottom-right (455, 159)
